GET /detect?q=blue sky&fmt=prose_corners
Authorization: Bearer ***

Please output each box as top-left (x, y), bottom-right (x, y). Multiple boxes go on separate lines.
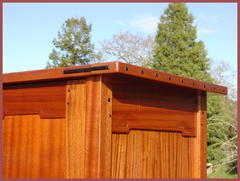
top-left (3, 3), bottom-right (237, 75)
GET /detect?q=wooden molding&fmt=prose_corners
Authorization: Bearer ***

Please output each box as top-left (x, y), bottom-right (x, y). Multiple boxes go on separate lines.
top-left (117, 62), bottom-right (227, 95)
top-left (3, 62), bottom-right (227, 95)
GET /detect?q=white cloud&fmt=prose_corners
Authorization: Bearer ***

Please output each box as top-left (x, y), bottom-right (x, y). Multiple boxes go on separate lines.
top-left (198, 28), bottom-right (217, 35)
top-left (114, 20), bottom-right (125, 26)
top-left (115, 15), bottom-right (217, 36)
top-left (114, 15), bottom-right (159, 34)
top-left (129, 16), bottom-right (159, 34)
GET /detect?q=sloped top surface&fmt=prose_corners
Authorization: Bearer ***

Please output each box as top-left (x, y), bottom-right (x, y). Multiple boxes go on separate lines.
top-left (3, 61), bottom-right (227, 95)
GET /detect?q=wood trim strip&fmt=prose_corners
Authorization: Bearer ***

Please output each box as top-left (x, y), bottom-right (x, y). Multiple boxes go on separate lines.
top-left (117, 62), bottom-right (227, 95)
top-left (189, 91), bottom-right (207, 178)
top-left (3, 62), bottom-right (118, 84)
top-left (84, 75), bottom-right (112, 178)
top-left (3, 62), bottom-right (227, 95)
top-left (200, 92), bottom-right (207, 178)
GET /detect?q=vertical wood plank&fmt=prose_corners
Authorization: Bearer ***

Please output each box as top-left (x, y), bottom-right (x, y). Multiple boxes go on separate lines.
top-left (111, 133), bottom-right (127, 178)
top-left (9, 116), bottom-right (20, 178)
top-left (66, 76), bottom-right (112, 178)
top-left (2, 116), bottom-right (12, 178)
top-left (31, 115), bottom-right (41, 178)
top-left (181, 137), bottom-right (189, 178)
top-left (84, 75), bottom-right (112, 178)
top-left (160, 132), bottom-right (170, 178)
top-left (200, 92), bottom-right (207, 178)
top-left (189, 91), bottom-right (207, 178)
top-left (169, 132), bottom-right (177, 178)
top-left (65, 79), bottom-right (86, 178)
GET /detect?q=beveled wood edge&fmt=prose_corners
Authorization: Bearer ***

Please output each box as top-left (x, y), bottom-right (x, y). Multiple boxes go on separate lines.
top-left (117, 62), bottom-right (227, 95)
top-left (3, 62), bottom-right (118, 84)
top-left (2, 113), bottom-right (65, 120)
top-left (112, 122), bottom-right (195, 137)
top-left (3, 61), bottom-right (227, 95)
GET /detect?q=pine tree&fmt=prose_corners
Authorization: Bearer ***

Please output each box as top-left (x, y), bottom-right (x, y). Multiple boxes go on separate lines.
top-left (152, 3), bottom-right (227, 168)
top-left (153, 3), bottom-right (212, 82)
top-left (46, 17), bottom-right (97, 68)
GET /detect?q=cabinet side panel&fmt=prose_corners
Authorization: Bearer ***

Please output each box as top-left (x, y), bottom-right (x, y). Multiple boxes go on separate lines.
top-left (111, 130), bottom-right (193, 178)
top-left (111, 75), bottom-right (207, 178)
top-left (3, 115), bottom-right (66, 178)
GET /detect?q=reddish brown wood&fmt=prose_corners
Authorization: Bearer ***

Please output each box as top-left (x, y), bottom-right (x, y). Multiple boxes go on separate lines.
top-left (117, 62), bottom-right (227, 95)
top-left (65, 79), bottom-right (87, 178)
top-left (3, 81), bottom-right (66, 118)
top-left (3, 115), bottom-right (66, 178)
top-left (3, 61), bottom-right (227, 95)
top-left (3, 62), bottom-right (118, 84)
top-left (111, 74), bottom-right (198, 136)
top-left (2, 62), bottom-right (224, 179)
top-left (64, 77), bottom-right (112, 178)
top-left (187, 91), bottom-right (207, 178)
top-left (200, 92), bottom-right (207, 178)
top-left (111, 131), bottom-right (195, 178)
top-left (83, 75), bottom-right (112, 178)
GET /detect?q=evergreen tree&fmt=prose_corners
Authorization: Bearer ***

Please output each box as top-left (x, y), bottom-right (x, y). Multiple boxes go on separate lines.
top-left (46, 17), bottom-right (97, 68)
top-left (152, 3), bottom-right (227, 168)
top-left (153, 3), bottom-right (212, 82)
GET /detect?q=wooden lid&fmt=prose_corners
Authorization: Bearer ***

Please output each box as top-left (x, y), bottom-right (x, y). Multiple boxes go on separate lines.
top-left (3, 61), bottom-right (227, 95)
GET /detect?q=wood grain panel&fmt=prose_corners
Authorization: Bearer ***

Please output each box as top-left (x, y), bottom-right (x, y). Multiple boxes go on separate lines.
top-left (111, 130), bottom-right (194, 178)
top-left (65, 76), bottom-right (112, 178)
top-left (3, 81), bottom-right (66, 118)
top-left (65, 79), bottom-right (86, 178)
top-left (3, 115), bottom-right (66, 178)
top-left (84, 75), bottom-right (112, 178)
top-left (111, 75), bottom-right (197, 136)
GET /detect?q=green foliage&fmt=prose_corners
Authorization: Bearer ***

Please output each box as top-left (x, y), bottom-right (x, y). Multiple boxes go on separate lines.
top-left (208, 165), bottom-right (237, 178)
top-left (46, 17), bottom-right (97, 68)
top-left (207, 116), bottom-right (227, 164)
top-left (152, 3), bottom-right (234, 173)
top-left (207, 67), bottom-right (237, 171)
top-left (207, 93), bottom-right (224, 118)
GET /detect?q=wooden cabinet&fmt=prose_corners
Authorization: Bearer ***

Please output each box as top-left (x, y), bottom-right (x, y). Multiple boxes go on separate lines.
top-left (2, 62), bottom-right (227, 178)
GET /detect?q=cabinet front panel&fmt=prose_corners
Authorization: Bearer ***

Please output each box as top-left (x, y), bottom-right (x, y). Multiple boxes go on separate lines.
top-left (3, 115), bottom-right (66, 178)
top-left (111, 130), bottom-right (195, 178)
